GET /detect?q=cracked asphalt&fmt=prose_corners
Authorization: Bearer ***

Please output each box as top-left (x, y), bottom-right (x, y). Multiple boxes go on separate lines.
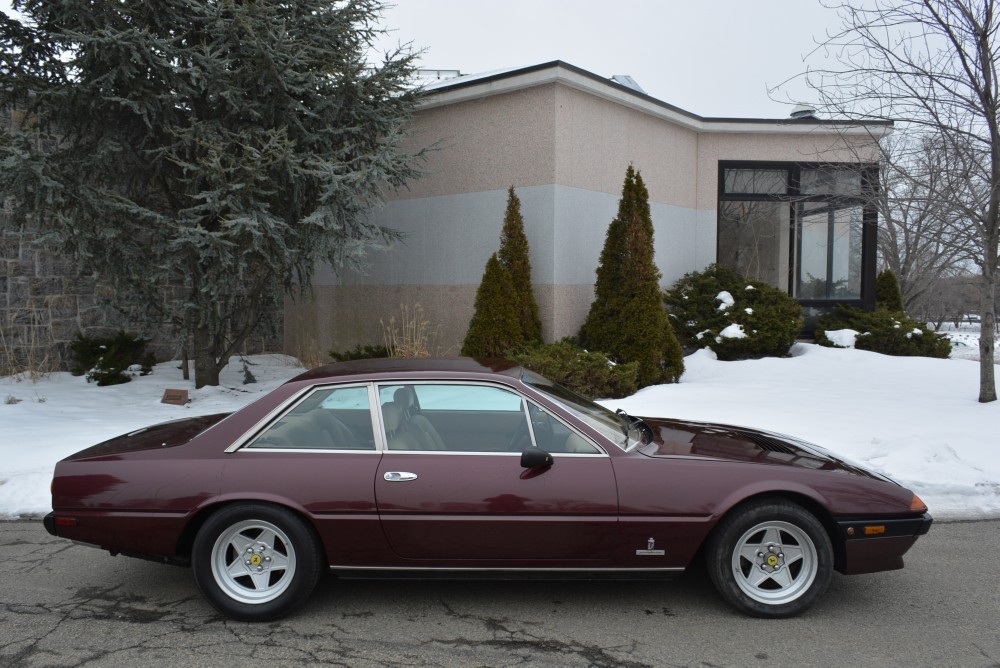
top-left (1, 519), bottom-right (998, 667)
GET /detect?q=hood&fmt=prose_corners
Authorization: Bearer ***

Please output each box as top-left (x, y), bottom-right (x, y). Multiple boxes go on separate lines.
top-left (63, 412), bottom-right (231, 461)
top-left (637, 417), bottom-right (893, 483)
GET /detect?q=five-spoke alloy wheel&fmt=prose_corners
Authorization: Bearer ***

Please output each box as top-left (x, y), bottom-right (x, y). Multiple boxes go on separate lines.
top-left (193, 504), bottom-right (323, 621)
top-left (706, 499), bottom-right (833, 618)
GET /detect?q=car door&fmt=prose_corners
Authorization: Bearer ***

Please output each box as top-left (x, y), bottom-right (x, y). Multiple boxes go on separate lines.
top-left (374, 382), bottom-right (618, 562)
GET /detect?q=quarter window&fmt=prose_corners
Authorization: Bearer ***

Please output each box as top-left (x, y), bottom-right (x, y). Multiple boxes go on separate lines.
top-left (248, 385), bottom-right (376, 450)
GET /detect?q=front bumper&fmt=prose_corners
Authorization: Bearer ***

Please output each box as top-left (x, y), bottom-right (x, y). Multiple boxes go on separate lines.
top-left (835, 512), bottom-right (933, 575)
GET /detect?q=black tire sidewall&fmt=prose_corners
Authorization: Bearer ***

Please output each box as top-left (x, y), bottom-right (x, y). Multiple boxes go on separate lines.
top-left (706, 500), bottom-right (833, 618)
top-left (192, 503), bottom-right (323, 622)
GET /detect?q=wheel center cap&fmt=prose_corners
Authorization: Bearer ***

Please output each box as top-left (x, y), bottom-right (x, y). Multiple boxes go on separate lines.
top-left (250, 554), bottom-right (263, 566)
top-left (766, 554), bottom-right (780, 567)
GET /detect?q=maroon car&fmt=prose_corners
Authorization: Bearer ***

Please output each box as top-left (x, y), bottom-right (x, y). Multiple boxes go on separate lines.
top-left (44, 357), bottom-right (931, 621)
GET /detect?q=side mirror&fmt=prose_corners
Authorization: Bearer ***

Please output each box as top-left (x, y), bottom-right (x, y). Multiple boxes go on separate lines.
top-left (520, 447), bottom-right (553, 469)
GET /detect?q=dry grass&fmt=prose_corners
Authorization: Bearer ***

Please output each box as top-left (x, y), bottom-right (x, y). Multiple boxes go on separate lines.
top-left (381, 303), bottom-right (440, 358)
top-left (0, 303), bottom-right (54, 382)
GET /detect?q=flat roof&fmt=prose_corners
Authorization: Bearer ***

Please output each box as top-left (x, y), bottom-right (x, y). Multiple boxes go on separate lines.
top-left (419, 60), bottom-right (893, 136)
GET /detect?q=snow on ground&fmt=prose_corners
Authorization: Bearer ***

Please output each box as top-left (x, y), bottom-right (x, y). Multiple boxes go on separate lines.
top-left (2, 343), bottom-right (999, 521)
top-left (1, 355), bottom-right (299, 519)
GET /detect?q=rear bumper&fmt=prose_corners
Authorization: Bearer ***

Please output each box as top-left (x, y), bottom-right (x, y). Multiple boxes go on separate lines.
top-left (43, 511), bottom-right (56, 536)
top-left (836, 513), bottom-right (932, 575)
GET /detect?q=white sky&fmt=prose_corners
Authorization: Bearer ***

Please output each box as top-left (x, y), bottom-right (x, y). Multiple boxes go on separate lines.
top-left (2, 0), bottom-right (848, 118)
top-left (370, 0), bottom-right (847, 118)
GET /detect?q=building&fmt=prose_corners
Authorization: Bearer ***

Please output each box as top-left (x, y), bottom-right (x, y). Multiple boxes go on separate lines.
top-left (286, 61), bottom-right (888, 359)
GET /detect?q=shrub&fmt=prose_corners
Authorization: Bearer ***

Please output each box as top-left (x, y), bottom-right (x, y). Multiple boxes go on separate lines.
top-left (876, 269), bottom-right (906, 313)
top-left (579, 165), bottom-right (684, 386)
top-left (509, 339), bottom-right (639, 399)
top-left (329, 344), bottom-right (391, 362)
top-left (816, 305), bottom-right (951, 358)
top-left (462, 254), bottom-right (524, 357)
top-left (498, 186), bottom-right (543, 342)
top-left (664, 264), bottom-right (803, 360)
top-left (70, 331), bottom-right (155, 386)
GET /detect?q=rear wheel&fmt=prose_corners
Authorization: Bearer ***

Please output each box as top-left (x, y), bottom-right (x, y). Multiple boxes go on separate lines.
top-left (706, 500), bottom-right (832, 618)
top-left (192, 504), bottom-right (323, 621)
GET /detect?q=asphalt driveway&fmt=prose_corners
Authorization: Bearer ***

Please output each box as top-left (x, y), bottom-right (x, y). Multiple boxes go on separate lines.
top-left (1, 518), bottom-right (997, 667)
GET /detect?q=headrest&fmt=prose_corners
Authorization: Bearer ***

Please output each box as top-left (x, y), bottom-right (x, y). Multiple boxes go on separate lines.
top-left (382, 403), bottom-right (402, 431)
top-left (394, 386), bottom-right (415, 409)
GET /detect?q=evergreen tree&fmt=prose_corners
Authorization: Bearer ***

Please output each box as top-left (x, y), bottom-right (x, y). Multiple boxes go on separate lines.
top-left (497, 186), bottom-right (542, 342)
top-left (875, 269), bottom-right (906, 313)
top-left (0, 0), bottom-right (422, 387)
top-left (579, 166), bottom-right (684, 386)
top-left (462, 254), bottom-right (524, 358)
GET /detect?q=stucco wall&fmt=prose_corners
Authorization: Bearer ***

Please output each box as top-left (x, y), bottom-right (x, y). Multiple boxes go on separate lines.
top-left (392, 86), bottom-right (557, 200)
top-left (286, 75), bottom-right (883, 361)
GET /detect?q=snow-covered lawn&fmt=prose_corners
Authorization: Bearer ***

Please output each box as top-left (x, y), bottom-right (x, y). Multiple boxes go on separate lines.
top-left (2, 342), bottom-right (998, 520)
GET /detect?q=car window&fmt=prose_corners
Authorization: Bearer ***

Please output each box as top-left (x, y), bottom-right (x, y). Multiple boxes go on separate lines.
top-left (248, 386), bottom-right (376, 450)
top-left (377, 383), bottom-right (602, 455)
top-left (526, 402), bottom-right (601, 455)
top-left (378, 383), bottom-right (529, 452)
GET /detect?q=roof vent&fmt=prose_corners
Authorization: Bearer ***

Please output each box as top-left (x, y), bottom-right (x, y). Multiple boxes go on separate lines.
top-left (790, 104), bottom-right (818, 119)
top-left (611, 74), bottom-right (646, 95)
top-left (416, 68), bottom-right (462, 82)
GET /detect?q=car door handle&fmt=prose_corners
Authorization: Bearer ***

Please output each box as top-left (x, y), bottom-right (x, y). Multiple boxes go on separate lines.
top-left (383, 471), bottom-right (418, 482)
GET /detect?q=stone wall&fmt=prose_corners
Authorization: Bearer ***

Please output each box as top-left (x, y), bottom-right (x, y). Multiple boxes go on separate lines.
top-left (0, 219), bottom-right (138, 375)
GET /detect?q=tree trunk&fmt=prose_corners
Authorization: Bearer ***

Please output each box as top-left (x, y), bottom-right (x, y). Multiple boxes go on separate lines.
top-left (192, 325), bottom-right (221, 388)
top-left (980, 268), bottom-right (997, 403)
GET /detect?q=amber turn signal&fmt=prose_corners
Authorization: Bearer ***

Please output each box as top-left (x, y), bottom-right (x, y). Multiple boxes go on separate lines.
top-left (910, 493), bottom-right (928, 513)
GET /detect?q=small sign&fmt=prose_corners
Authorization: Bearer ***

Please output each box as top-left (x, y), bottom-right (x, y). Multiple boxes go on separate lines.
top-left (161, 389), bottom-right (189, 406)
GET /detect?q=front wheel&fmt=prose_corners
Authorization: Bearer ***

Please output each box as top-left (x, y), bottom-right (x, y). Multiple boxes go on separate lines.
top-left (192, 504), bottom-right (323, 621)
top-left (706, 500), bottom-right (833, 618)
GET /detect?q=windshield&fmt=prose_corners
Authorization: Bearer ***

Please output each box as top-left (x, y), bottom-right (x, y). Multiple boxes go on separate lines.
top-left (523, 370), bottom-right (644, 451)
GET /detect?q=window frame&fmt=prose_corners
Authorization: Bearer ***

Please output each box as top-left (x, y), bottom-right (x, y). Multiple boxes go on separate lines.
top-left (717, 160), bottom-right (878, 314)
top-left (230, 382), bottom-right (381, 454)
top-left (373, 380), bottom-right (607, 456)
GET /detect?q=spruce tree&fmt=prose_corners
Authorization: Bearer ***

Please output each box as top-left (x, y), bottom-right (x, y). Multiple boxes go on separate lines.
top-left (462, 254), bottom-right (524, 358)
top-left (875, 269), bottom-right (906, 313)
top-left (497, 186), bottom-right (542, 342)
top-left (579, 166), bottom-right (684, 386)
top-left (0, 0), bottom-right (422, 387)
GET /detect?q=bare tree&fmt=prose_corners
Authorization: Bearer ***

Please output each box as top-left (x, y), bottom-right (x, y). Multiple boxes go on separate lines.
top-left (876, 134), bottom-right (971, 315)
top-left (806, 0), bottom-right (1000, 403)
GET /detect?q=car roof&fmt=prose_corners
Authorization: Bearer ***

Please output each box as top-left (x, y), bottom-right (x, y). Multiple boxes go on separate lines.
top-left (287, 356), bottom-right (524, 385)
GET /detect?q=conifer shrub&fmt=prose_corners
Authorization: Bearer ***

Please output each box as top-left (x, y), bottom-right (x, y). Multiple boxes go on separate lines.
top-left (328, 344), bottom-right (391, 362)
top-left (816, 305), bottom-right (951, 358)
top-left (664, 264), bottom-right (803, 360)
top-left (509, 339), bottom-right (639, 399)
top-left (579, 166), bottom-right (684, 386)
top-left (875, 269), bottom-right (906, 312)
top-left (462, 254), bottom-right (524, 357)
top-left (498, 186), bottom-right (543, 342)
top-left (70, 331), bottom-right (155, 386)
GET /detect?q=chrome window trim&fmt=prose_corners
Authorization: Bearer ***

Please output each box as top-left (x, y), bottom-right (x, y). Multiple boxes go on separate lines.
top-left (226, 381), bottom-right (378, 454)
top-left (236, 448), bottom-right (383, 455)
top-left (373, 380), bottom-right (607, 456)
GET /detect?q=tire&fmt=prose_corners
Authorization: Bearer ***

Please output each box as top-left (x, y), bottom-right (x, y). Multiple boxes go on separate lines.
top-left (192, 504), bottom-right (324, 621)
top-left (706, 499), bottom-right (833, 618)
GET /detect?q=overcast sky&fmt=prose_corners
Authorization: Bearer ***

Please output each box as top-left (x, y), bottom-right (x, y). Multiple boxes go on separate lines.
top-left (372, 0), bottom-right (851, 118)
top-left (2, 0), bottom-right (849, 118)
